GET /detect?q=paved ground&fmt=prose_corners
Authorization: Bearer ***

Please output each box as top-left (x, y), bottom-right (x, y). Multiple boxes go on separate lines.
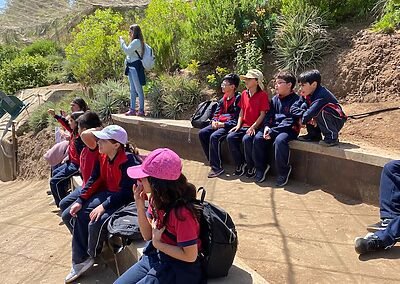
top-left (1, 158), bottom-right (399, 283)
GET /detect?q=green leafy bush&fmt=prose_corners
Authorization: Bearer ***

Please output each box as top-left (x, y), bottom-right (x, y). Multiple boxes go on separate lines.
top-left (147, 75), bottom-right (202, 119)
top-left (29, 102), bottom-right (55, 134)
top-left (22, 40), bottom-right (62, 57)
top-left (0, 55), bottom-right (50, 95)
top-left (373, 0), bottom-right (400, 33)
top-left (235, 0), bottom-right (279, 50)
top-left (206, 66), bottom-right (231, 89)
top-left (139, 0), bottom-right (191, 71)
top-left (65, 9), bottom-right (125, 86)
top-left (183, 0), bottom-right (238, 63)
top-left (274, 2), bottom-right (331, 75)
top-left (235, 38), bottom-right (263, 75)
top-left (0, 45), bottom-right (19, 68)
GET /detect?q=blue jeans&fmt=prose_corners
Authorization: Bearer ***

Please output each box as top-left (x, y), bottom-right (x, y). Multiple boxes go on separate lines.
top-left (60, 187), bottom-right (82, 233)
top-left (114, 242), bottom-right (202, 284)
top-left (128, 67), bottom-right (145, 113)
top-left (71, 192), bottom-right (117, 264)
top-left (198, 125), bottom-right (228, 171)
top-left (49, 162), bottom-right (79, 207)
top-left (253, 131), bottom-right (298, 176)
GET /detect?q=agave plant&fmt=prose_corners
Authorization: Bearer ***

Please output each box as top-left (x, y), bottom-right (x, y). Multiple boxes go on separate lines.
top-left (273, 3), bottom-right (331, 75)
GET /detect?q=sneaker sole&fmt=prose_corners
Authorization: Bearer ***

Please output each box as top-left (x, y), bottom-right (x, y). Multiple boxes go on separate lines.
top-left (256, 165), bottom-right (270, 183)
top-left (366, 226), bottom-right (386, 233)
top-left (208, 169), bottom-right (225, 178)
top-left (276, 166), bottom-right (292, 187)
top-left (65, 259), bottom-right (94, 283)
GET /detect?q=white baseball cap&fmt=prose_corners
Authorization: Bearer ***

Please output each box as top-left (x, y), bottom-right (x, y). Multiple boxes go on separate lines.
top-left (240, 69), bottom-right (264, 90)
top-left (92, 125), bottom-right (128, 145)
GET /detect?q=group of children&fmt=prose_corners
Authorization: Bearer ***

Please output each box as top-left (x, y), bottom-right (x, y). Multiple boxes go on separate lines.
top-left (199, 68), bottom-right (347, 186)
top-left (47, 99), bottom-right (205, 283)
top-left (44, 65), bottom-right (397, 284)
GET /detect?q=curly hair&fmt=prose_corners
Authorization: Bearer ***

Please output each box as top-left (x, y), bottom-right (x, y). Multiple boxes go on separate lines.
top-left (148, 174), bottom-right (200, 224)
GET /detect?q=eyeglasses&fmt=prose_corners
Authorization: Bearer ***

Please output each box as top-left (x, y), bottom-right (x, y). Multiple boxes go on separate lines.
top-left (221, 83), bottom-right (232, 88)
top-left (275, 80), bottom-right (288, 85)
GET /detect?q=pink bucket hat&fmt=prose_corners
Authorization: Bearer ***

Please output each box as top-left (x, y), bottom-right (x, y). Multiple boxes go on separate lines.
top-left (127, 148), bottom-right (182, 181)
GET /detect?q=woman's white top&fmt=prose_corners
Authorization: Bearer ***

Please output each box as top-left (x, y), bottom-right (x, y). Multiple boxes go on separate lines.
top-left (120, 38), bottom-right (142, 63)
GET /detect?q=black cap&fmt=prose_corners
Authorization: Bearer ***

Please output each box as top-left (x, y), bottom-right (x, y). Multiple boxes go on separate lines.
top-left (222, 73), bottom-right (240, 88)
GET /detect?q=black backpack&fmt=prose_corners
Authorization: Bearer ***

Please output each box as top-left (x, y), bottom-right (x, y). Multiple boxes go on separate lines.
top-left (191, 101), bottom-right (218, 129)
top-left (164, 188), bottom-right (238, 279)
top-left (107, 202), bottom-right (143, 252)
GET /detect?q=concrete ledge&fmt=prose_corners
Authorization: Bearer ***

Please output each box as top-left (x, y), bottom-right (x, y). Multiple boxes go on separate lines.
top-left (112, 114), bottom-right (400, 206)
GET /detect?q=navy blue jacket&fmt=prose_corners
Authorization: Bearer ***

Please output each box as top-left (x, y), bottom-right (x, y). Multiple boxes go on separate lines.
top-left (212, 92), bottom-right (241, 130)
top-left (263, 93), bottom-right (301, 139)
top-left (290, 85), bottom-right (345, 124)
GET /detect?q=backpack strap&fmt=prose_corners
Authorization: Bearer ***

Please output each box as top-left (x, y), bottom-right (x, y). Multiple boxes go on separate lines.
top-left (197, 187), bottom-right (206, 203)
top-left (135, 50), bottom-right (143, 60)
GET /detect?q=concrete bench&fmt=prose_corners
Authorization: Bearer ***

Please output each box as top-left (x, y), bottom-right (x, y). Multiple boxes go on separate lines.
top-left (112, 114), bottom-right (400, 206)
top-left (70, 175), bottom-right (268, 283)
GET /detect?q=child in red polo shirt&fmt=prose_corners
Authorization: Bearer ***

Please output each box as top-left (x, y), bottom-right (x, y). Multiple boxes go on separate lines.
top-left (115, 148), bottom-right (203, 284)
top-left (48, 110), bottom-right (85, 207)
top-left (59, 111), bottom-right (102, 232)
top-left (226, 69), bottom-right (270, 178)
top-left (62, 125), bottom-right (141, 283)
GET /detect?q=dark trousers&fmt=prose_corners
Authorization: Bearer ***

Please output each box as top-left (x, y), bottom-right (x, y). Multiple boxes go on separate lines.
top-left (70, 191), bottom-right (116, 264)
top-left (60, 187), bottom-right (82, 233)
top-left (114, 242), bottom-right (202, 284)
top-left (226, 127), bottom-right (256, 169)
top-left (310, 109), bottom-right (346, 142)
top-left (198, 125), bottom-right (228, 171)
top-left (253, 131), bottom-right (298, 176)
top-left (374, 160), bottom-right (400, 248)
top-left (50, 162), bottom-right (79, 207)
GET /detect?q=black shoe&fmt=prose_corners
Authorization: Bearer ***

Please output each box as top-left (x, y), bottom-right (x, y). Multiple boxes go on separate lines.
top-left (47, 190), bottom-right (52, 195)
top-left (276, 166), bottom-right (292, 187)
top-left (255, 165), bottom-right (270, 183)
top-left (298, 134), bottom-right (322, 142)
top-left (233, 164), bottom-right (246, 176)
top-left (246, 167), bottom-right (256, 178)
top-left (319, 139), bottom-right (339, 147)
top-left (367, 218), bottom-right (392, 232)
top-left (354, 233), bottom-right (384, 255)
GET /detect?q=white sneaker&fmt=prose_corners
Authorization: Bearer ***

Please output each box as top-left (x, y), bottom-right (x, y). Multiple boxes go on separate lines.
top-left (48, 200), bottom-right (56, 206)
top-left (65, 258), bottom-right (94, 283)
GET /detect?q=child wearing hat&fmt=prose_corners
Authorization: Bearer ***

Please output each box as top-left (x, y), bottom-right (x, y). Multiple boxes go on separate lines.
top-left (226, 69), bottom-right (270, 178)
top-left (115, 148), bottom-right (203, 284)
top-left (198, 73), bottom-right (241, 178)
top-left (63, 125), bottom-right (142, 283)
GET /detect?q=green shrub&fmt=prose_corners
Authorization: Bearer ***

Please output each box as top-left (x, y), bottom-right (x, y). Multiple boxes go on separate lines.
top-left (183, 0), bottom-right (238, 63)
top-left (65, 9), bottom-right (125, 86)
top-left (235, 38), bottom-right (263, 75)
top-left (22, 40), bottom-right (62, 57)
top-left (274, 1), bottom-right (331, 75)
top-left (147, 75), bottom-right (202, 119)
top-left (29, 102), bottom-right (55, 133)
top-left (373, 0), bottom-right (400, 33)
top-left (139, 0), bottom-right (191, 71)
top-left (0, 55), bottom-right (50, 95)
top-left (0, 45), bottom-right (19, 68)
top-left (235, 0), bottom-right (279, 51)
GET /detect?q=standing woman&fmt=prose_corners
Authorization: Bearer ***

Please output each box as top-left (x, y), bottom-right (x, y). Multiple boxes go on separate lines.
top-left (120, 24), bottom-right (146, 116)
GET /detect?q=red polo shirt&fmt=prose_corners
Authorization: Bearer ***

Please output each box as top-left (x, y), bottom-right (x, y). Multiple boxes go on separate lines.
top-left (239, 89), bottom-right (269, 127)
top-left (79, 146), bottom-right (100, 186)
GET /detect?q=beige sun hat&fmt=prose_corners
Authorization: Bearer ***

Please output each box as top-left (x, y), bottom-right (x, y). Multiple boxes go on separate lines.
top-left (240, 69), bottom-right (264, 90)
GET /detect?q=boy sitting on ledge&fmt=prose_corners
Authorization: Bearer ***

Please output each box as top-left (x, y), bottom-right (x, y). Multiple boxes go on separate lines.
top-left (291, 70), bottom-right (347, 147)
